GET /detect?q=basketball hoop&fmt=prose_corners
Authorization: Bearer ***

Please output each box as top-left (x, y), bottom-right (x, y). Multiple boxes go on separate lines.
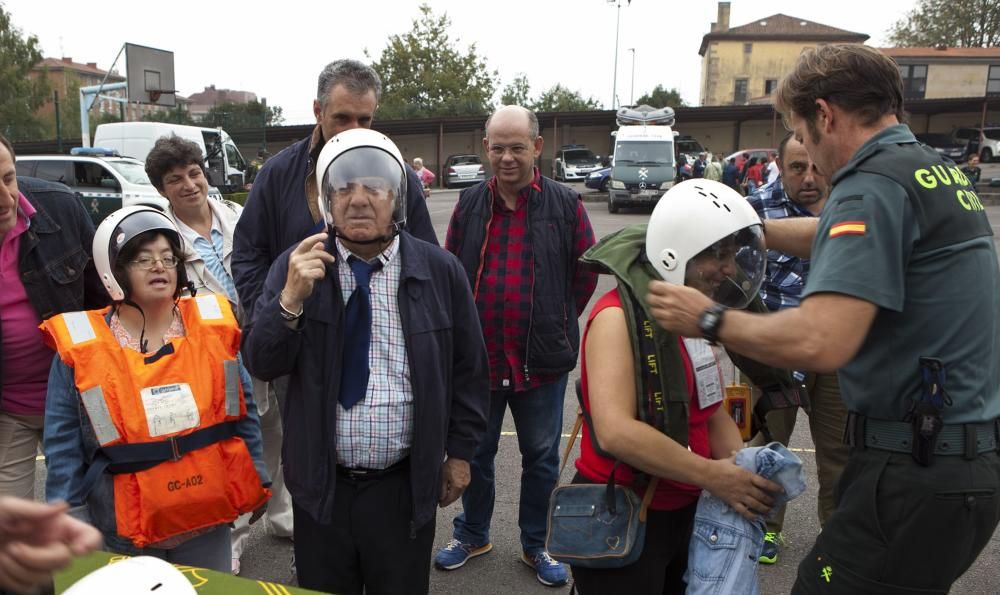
top-left (146, 89), bottom-right (176, 105)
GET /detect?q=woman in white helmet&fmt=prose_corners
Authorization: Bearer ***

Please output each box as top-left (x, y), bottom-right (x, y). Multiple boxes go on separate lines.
top-left (39, 206), bottom-right (270, 572)
top-left (562, 180), bottom-right (787, 593)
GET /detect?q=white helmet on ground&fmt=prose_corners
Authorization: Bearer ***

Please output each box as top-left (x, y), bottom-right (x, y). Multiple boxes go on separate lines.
top-left (92, 206), bottom-right (181, 301)
top-left (645, 178), bottom-right (766, 309)
top-left (63, 556), bottom-right (196, 594)
top-left (315, 128), bottom-right (407, 242)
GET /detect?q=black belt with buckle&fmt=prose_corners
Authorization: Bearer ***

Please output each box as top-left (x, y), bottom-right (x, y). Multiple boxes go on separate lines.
top-left (845, 412), bottom-right (1000, 459)
top-left (336, 457), bottom-right (409, 481)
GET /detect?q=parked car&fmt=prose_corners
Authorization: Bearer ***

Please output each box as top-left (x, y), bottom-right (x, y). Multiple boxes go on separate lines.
top-left (953, 127), bottom-right (1000, 163)
top-left (16, 152), bottom-right (168, 225)
top-left (552, 144), bottom-right (603, 181)
top-left (915, 133), bottom-right (968, 161)
top-left (442, 154), bottom-right (486, 188)
top-left (17, 150), bottom-right (224, 225)
top-left (725, 148), bottom-right (774, 170)
top-left (584, 166), bottom-right (612, 192)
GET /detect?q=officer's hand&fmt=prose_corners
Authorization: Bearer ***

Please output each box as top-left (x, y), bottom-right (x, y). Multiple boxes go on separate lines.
top-left (439, 457), bottom-right (471, 507)
top-left (703, 456), bottom-right (783, 522)
top-left (282, 233), bottom-right (336, 312)
top-left (646, 280), bottom-right (714, 337)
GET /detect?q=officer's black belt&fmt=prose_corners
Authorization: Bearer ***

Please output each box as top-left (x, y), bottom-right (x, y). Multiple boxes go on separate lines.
top-left (336, 457), bottom-right (409, 482)
top-left (846, 412), bottom-right (1000, 458)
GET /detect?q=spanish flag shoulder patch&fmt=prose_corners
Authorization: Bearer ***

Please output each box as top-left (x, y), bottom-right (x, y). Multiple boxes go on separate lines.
top-left (829, 221), bottom-right (866, 238)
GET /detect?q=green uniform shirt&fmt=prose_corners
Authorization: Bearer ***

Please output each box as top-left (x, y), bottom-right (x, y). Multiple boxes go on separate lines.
top-left (803, 125), bottom-right (1000, 423)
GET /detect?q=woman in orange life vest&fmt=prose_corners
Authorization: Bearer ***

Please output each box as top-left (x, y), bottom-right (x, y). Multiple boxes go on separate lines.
top-left (40, 206), bottom-right (270, 572)
top-left (568, 180), bottom-right (783, 594)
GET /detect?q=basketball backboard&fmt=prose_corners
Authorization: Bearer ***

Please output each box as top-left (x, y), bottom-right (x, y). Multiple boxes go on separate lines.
top-left (125, 43), bottom-right (176, 107)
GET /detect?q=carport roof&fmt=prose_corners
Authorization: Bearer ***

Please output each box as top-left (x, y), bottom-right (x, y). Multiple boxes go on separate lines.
top-left (228, 96), bottom-right (1000, 144)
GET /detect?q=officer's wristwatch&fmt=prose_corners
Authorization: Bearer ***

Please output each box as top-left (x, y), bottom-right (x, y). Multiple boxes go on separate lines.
top-left (697, 303), bottom-right (728, 345)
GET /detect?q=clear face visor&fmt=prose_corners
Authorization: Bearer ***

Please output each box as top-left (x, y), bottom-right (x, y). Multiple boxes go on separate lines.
top-left (683, 225), bottom-right (766, 309)
top-left (318, 147), bottom-right (407, 234)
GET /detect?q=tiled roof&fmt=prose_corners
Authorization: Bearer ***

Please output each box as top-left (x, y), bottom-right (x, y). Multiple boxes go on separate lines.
top-left (700, 14), bottom-right (869, 55)
top-left (880, 47), bottom-right (1000, 59)
top-left (33, 57), bottom-right (124, 81)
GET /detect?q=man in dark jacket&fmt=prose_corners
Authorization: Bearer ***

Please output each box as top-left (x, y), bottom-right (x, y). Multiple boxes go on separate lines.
top-left (0, 135), bottom-right (106, 500)
top-left (436, 106), bottom-right (597, 587)
top-left (232, 59), bottom-right (438, 319)
top-left (241, 128), bottom-right (488, 595)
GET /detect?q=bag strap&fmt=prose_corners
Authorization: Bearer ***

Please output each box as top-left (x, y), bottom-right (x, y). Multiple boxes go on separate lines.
top-left (638, 477), bottom-right (659, 523)
top-left (559, 405), bottom-right (585, 477)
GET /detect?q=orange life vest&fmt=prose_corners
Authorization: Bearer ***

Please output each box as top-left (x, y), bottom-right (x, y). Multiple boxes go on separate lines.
top-left (41, 294), bottom-right (271, 548)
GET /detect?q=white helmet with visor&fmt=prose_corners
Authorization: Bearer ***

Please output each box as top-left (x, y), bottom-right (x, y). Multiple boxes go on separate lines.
top-left (645, 179), bottom-right (766, 309)
top-left (315, 128), bottom-right (407, 244)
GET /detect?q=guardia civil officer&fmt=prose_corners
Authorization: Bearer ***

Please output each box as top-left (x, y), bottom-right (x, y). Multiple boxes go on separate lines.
top-left (646, 43), bottom-right (1000, 594)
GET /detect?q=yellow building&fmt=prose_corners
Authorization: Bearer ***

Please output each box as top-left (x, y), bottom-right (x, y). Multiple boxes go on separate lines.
top-left (880, 47), bottom-right (1000, 100)
top-left (699, 2), bottom-right (868, 106)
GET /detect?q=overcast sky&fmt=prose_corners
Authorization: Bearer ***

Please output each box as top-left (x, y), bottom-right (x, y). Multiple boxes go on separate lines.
top-left (6, 0), bottom-right (914, 124)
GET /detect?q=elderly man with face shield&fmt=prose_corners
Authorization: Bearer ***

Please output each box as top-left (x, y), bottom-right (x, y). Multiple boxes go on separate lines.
top-left (566, 179), bottom-right (801, 594)
top-left (240, 128), bottom-right (489, 595)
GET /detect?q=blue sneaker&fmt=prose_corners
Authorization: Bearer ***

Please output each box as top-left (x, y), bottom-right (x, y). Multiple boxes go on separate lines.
top-left (434, 538), bottom-right (493, 570)
top-left (520, 551), bottom-right (569, 587)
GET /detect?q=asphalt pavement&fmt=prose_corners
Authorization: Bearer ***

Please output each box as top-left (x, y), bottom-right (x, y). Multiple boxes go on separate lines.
top-left (39, 177), bottom-right (1000, 594)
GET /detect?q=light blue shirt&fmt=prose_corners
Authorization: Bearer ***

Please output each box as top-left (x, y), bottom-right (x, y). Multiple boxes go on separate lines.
top-left (685, 443), bottom-right (806, 595)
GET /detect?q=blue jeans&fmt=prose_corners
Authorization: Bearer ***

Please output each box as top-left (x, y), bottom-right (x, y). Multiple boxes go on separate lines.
top-left (453, 375), bottom-right (568, 554)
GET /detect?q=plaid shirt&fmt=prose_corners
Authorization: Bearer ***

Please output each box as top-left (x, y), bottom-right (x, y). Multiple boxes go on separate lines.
top-left (333, 237), bottom-right (413, 470)
top-left (746, 178), bottom-right (813, 312)
top-left (445, 168), bottom-right (597, 392)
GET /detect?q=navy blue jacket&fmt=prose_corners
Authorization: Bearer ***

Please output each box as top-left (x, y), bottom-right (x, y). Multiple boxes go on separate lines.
top-left (450, 178), bottom-right (594, 378)
top-left (233, 133), bottom-right (438, 320)
top-left (1, 177), bottom-right (107, 407)
top-left (241, 232), bottom-right (488, 530)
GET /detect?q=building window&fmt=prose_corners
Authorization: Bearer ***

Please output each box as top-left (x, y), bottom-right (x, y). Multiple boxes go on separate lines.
top-left (899, 64), bottom-right (927, 100)
top-left (744, 43), bottom-right (753, 54)
top-left (734, 79), bottom-right (749, 105)
top-left (988, 65), bottom-right (1000, 95)
top-left (764, 79), bottom-right (778, 95)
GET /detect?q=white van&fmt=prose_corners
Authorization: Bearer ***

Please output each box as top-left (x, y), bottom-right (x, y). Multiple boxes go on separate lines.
top-left (94, 122), bottom-right (248, 192)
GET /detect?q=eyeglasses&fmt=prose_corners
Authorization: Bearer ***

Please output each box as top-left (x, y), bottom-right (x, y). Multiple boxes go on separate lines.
top-left (129, 255), bottom-right (180, 270)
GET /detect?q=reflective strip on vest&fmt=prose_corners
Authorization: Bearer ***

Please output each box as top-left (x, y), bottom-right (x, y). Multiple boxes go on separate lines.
top-left (63, 312), bottom-right (97, 345)
top-left (80, 386), bottom-right (120, 445)
top-left (195, 295), bottom-right (225, 320)
top-left (224, 359), bottom-right (240, 417)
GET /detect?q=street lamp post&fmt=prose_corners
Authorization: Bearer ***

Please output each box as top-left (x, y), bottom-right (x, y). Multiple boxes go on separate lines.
top-left (608, 0), bottom-right (621, 110)
top-left (628, 48), bottom-right (636, 106)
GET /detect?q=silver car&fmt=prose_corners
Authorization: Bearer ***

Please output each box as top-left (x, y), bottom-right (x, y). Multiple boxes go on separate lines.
top-left (443, 154), bottom-right (486, 188)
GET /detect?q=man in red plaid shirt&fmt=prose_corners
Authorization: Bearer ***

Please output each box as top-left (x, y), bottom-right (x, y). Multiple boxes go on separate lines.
top-left (437, 105), bottom-right (598, 587)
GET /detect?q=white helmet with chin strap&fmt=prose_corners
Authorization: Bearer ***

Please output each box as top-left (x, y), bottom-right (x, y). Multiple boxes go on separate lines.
top-left (92, 206), bottom-right (181, 301)
top-left (645, 178), bottom-right (766, 309)
top-left (315, 128), bottom-right (407, 244)
top-left (63, 555), bottom-right (196, 594)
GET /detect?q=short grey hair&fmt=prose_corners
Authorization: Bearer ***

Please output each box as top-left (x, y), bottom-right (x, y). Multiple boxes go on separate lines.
top-left (485, 105), bottom-right (539, 140)
top-left (316, 59), bottom-right (382, 108)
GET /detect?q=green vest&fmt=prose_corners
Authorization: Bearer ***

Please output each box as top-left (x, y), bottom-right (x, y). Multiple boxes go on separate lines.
top-left (579, 224), bottom-right (805, 447)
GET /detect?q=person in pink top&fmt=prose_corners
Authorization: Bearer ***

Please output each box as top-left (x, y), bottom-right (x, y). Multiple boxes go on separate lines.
top-left (412, 157), bottom-right (435, 197)
top-left (0, 135), bottom-right (106, 500)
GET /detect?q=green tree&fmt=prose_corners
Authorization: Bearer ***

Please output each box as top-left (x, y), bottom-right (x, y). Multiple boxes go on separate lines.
top-left (367, 4), bottom-right (498, 119)
top-left (143, 106), bottom-right (196, 125)
top-left (500, 74), bottom-right (531, 107)
top-left (0, 5), bottom-right (50, 140)
top-left (634, 85), bottom-right (686, 109)
top-left (200, 100), bottom-right (283, 130)
top-left (531, 84), bottom-right (601, 112)
top-left (888, 0), bottom-right (1000, 47)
